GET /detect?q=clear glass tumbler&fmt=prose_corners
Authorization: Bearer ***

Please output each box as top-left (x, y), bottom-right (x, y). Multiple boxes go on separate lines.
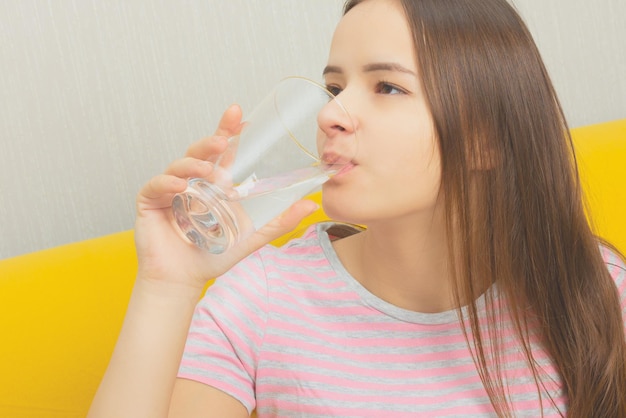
top-left (172, 76), bottom-right (357, 253)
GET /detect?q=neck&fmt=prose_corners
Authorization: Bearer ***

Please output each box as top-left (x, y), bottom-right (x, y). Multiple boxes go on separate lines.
top-left (333, 213), bottom-right (455, 313)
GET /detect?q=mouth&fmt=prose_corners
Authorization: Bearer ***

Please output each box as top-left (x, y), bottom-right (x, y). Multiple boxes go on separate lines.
top-left (320, 150), bottom-right (357, 177)
top-left (321, 150), bottom-right (354, 164)
top-left (321, 161), bottom-right (356, 178)
top-left (335, 162), bottom-right (356, 176)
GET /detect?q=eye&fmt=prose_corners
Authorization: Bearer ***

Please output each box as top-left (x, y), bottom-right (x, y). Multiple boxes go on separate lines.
top-left (325, 84), bottom-right (343, 97)
top-left (376, 81), bottom-right (406, 95)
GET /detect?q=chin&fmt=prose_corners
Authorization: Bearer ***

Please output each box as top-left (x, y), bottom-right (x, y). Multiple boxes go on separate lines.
top-left (320, 185), bottom-right (368, 225)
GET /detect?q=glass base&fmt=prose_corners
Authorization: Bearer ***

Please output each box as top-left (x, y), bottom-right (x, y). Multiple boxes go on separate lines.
top-left (171, 179), bottom-right (239, 253)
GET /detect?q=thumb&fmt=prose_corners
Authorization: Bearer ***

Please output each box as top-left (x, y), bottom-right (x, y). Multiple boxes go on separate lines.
top-left (239, 199), bottom-right (319, 253)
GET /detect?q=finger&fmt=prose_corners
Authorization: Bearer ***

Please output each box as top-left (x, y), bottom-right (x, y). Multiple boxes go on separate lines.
top-left (214, 104), bottom-right (244, 138)
top-left (184, 105), bottom-right (243, 161)
top-left (237, 199), bottom-right (320, 255)
top-left (184, 136), bottom-right (229, 161)
top-left (164, 157), bottom-right (214, 179)
top-left (137, 174), bottom-right (187, 209)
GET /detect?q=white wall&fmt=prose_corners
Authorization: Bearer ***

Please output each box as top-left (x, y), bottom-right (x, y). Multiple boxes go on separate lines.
top-left (1, 0), bottom-right (625, 259)
top-left (511, 0), bottom-right (626, 127)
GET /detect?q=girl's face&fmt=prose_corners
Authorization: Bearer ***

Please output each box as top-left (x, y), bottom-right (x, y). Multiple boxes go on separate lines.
top-left (320, 0), bottom-right (441, 226)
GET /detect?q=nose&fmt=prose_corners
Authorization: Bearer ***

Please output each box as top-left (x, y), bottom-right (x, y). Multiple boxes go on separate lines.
top-left (317, 95), bottom-right (356, 139)
top-left (317, 94), bottom-right (358, 166)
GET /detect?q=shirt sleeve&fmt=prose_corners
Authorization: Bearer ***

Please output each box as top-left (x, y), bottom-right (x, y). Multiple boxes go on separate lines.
top-left (601, 246), bottom-right (626, 323)
top-left (178, 249), bottom-right (270, 414)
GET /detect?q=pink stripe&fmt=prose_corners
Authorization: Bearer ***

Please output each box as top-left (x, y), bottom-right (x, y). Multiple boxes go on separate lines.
top-left (256, 398), bottom-right (496, 417)
top-left (177, 372), bottom-right (255, 411)
top-left (257, 373), bottom-right (483, 394)
top-left (267, 275), bottom-right (346, 291)
top-left (266, 305), bottom-right (463, 333)
top-left (179, 225), bottom-right (570, 415)
top-left (257, 364), bottom-right (555, 397)
top-left (256, 386), bottom-right (564, 416)
top-left (264, 335), bottom-right (469, 360)
top-left (259, 352), bottom-right (477, 378)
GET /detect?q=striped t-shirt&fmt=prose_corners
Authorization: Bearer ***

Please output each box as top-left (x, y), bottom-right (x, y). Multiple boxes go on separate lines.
top-left (179, 222), bottom-right (626, 417)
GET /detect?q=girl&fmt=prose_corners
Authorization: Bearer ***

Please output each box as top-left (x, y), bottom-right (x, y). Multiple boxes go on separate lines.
top-left (89, 0), bottom-right (626, 416)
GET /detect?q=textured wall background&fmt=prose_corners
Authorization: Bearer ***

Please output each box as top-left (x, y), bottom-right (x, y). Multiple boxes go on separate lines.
top-left (1, 0), bottom-right (625, 259)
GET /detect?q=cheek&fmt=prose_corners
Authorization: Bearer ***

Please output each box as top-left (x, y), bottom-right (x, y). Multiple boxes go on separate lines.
top-left (322, 144), bottom-right (442, 223)
top-left (374, 126), bottom-right (442, 199)
top-left (321, 116), bottom-right (440, 222)
top-left (387, 151), bottom-right (442, 200)
top-left (376, 126), bottom-right (439, 179)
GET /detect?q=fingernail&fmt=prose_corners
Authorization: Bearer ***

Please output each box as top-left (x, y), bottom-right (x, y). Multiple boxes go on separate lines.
top-left (307, 201), bottom-right (320, 213)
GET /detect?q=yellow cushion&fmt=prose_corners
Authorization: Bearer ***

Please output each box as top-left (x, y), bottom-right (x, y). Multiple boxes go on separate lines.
top-left (0, 231), bottom-right (137, 417)
top-left (0, 194), bottom-right (328, 417)
top-left (572, 119), bottom-right (626, 253)
top-left (0, 120), bottom-right (624, 417)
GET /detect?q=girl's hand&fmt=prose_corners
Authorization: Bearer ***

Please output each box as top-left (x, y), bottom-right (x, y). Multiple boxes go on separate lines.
top-left (133, 105), bottom-right (318, 290)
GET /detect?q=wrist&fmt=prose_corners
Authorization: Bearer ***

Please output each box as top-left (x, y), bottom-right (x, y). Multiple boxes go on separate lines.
top-left (133, 274), bottom-right (206, 304)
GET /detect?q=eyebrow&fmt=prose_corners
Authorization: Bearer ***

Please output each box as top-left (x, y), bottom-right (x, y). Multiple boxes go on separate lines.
top-left (323, 62), bottom-right (417, 76)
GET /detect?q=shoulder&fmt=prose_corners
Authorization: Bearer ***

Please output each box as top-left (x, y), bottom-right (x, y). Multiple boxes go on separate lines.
top-left (257, 222), bottom-right (363, 307)
top-left (204, 222), bottom-right (362, 315)
top-left (260, 222), bottom-right (361, 266)
top-left (255, 222), bottom-right (340, 285)
top-left (600, 246), bottom-right (626, 279)
top-left (206, 223), bottom-right (332, 299)
top-left (600, 245), bottom-right (626, 300)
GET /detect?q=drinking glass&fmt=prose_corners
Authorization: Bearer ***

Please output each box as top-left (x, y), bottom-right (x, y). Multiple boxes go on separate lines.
top-left (172, 76), bottom-right (357, 253)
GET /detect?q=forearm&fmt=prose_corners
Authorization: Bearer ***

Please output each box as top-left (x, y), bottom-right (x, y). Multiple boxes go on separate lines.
top-left (88, 278), bottom-right (204, 418)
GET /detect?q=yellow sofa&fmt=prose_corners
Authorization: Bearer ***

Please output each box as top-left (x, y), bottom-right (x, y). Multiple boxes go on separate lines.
top-left (1, 119), bottom-right (625, 418)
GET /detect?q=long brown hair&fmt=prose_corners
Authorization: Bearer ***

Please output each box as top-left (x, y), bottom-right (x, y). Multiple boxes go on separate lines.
top-left (343, 0), bottom-right (626, 416)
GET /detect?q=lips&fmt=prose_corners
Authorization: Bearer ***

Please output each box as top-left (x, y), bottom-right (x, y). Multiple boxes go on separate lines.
top-left (320, 161), bottom-right (355, 179)
top-left (322, 151), bottom-right (350, 165)
top-left (319, 148), bottom-right (357, 178)
top-left (334, 162), bottom-right (356, 176)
